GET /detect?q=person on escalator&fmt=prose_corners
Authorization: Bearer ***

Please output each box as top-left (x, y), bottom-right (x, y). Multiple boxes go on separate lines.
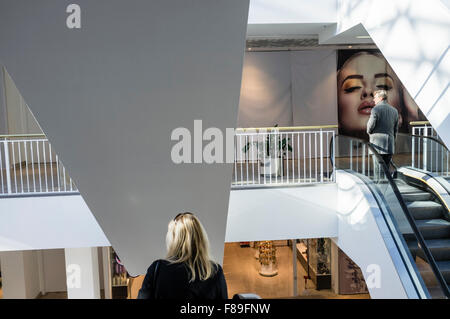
top-left (137, 212), bottom-right (228, 299)
top-left (367, 89), bottom-right (399, 178)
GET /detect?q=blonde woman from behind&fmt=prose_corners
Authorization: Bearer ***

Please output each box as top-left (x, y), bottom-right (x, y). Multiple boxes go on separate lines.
top-left (138, 212), bottom-right (228, 299)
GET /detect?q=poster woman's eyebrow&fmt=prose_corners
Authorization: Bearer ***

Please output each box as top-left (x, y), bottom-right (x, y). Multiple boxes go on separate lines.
top-left (374, 73), bottom-right (393, 80)
top-left (341, 74), bottom-right (363, 85)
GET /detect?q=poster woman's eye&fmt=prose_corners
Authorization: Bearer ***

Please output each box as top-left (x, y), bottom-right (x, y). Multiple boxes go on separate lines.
top-left (342, 78), bottom-right (363, 93)
top-left (375, 78), bottom-right (393, 91)
top-left (376, 84), bottom-right (392, 91)
top-left (343, 86), bottom-right (361, 93)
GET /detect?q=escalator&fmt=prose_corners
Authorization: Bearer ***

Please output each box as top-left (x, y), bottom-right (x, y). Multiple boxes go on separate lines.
top-left (396, 178), bottom-right (450, 294)
top-left (396, 133), bottom-right (450, 294)
top-left (333, 134), bottom-right (450, 298)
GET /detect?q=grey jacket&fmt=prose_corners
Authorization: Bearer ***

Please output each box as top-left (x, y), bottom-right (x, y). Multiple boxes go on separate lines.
top-left (366, 101), bottom-right (399, 154)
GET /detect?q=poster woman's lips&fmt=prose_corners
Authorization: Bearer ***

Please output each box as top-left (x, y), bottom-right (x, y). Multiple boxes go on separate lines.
top-left (358, 101), bottom-right (375, 115)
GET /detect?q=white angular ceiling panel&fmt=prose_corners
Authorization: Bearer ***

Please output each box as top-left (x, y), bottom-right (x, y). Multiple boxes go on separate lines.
top-left (0, 0), bottom-right (249, 274)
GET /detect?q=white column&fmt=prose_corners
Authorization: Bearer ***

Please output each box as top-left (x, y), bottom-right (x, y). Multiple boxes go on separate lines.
top-left (0, 250), bottom-right (41, 299)
top-left (330, 239), bottom-right (339, 294)
top-left (36, 250), bottom-right (46, 296)
top-left (64, 247), bottom-right (100, 299)
top-left (292, 239), bottom-right (298, 297)
top-left (101, 247), bottom-right (112, 299)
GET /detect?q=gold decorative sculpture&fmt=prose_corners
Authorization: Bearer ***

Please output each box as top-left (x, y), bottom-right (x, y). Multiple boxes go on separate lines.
top-left (258, 241), bottom-right (278, 277)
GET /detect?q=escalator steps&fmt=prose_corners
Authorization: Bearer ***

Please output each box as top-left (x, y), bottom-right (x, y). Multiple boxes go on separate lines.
top-left (406, 201), bottom-right (444, 220)
top-left (397, 179), bottom-right (450, 291)
top-left (401, 191), bottom-right (433, 202)
top-left (396, 183), bottom-right (426, 194)
top-left (436, 261), bottom-right (450, 284)
top-left (425, 239), bottom-right (450, 261)
top-left (415, 219), bottom-right (450, 240)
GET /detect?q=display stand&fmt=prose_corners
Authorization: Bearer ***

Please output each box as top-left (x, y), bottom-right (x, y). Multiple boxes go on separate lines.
top-left (258, 241), bottom-right (278, 277)
top-left (254, 241), bottom-right (260, 259)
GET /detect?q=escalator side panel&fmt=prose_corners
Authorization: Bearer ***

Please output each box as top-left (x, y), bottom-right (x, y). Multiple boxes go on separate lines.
top-left (336, 170), bottom-right (423, 299)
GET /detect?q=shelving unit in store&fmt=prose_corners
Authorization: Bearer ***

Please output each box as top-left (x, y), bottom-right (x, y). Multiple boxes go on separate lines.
top-left (296, 240), bottom-right (331, 290)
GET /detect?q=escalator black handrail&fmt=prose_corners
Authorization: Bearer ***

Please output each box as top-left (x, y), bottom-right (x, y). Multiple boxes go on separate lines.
top-left (371, 149), bottom-right (450, 299)
top-left (401, 133), bottom-right (449, 152)
top-left (331, 134), bottom-right (450, 298)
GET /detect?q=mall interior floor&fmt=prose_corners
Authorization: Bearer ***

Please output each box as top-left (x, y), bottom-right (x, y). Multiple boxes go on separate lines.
top-left (36, 289), bottom-right (106, 299)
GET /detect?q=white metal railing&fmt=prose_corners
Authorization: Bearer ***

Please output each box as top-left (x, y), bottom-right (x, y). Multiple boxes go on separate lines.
top-left (0, 135), bottom-right (78, 196)
top-left (0, 128), bottom-right (337, 194)
top-left (346, 138), bottom-right (389, 181)
top-left (232, 127), bottom-right (336, 188)
top-left (334, 136), bottom-right (400, 182)
top-left (411, 124), bottom-right (437, 139)
top-left (411, 125), bottom-right (449, 177)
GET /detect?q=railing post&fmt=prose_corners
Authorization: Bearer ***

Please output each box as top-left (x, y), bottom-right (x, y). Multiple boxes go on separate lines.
top-left (332, 131), bottom-right (336, 182)
top-left (350, 140), bottom-right (353, 170)
top-left (362, 143), bottom-right (366, 176)
top-left (3, 139), bottom-right (12, 194)
top-left (292, 239), bottom-right (298, 297)
top-left (411, 127), bottom-right (415, 168)
top-left (423, 126), bottom-right (428, 170)
top-left (320, 129), bottom-right (323, 182)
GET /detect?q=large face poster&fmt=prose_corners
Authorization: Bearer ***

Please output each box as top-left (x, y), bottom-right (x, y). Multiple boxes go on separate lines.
top-left (337, 49), bottom-right (426, 140)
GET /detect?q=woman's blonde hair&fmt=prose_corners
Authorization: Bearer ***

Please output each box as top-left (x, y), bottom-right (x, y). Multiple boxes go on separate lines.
top-left (165, 212), bottom-right (216, 282)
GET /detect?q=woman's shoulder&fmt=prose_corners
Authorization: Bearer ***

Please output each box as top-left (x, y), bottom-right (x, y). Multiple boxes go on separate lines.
top-left (210, 261), bottom-right (224, 276)
top-left (146, 259), bottom-right (170, 273)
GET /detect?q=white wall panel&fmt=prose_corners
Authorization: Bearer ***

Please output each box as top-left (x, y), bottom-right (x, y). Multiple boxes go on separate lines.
top-left (42, 249), bottom-right (67, 293)
top-left (64, 247), bottom-right (100, 299)
top-left (238, 52), bottom-right (293, 128)
top-left (0, 195), bottom-right (110, 251)
top-left (225, 184), bottom-right (339, 242)
top-left (0, 250), bottom-right (40, 299)
top-left (238, 50), bottom-right (339, 128)
top-left (291, 50), bottom-right (338, 127)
